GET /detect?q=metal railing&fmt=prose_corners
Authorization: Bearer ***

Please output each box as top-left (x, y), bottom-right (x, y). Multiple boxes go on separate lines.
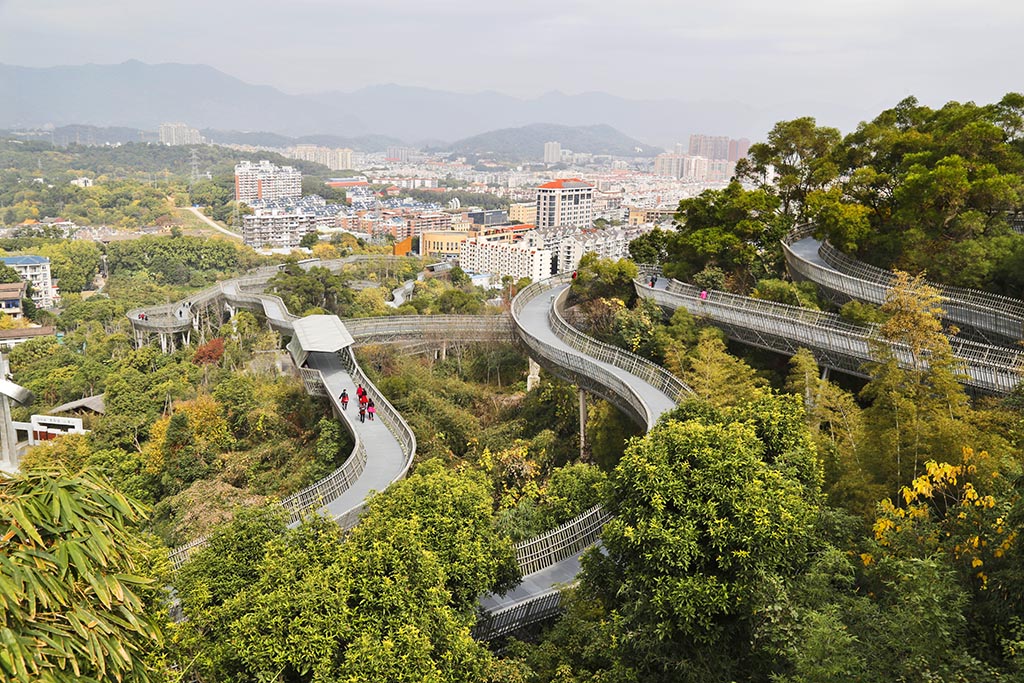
top-left (551, 287), bottom-right (691, 403)
top-left (638, 278), bottom-right (1023, 395)
top-left (783, 227), bottom-right (1024, 340)
top-left (280, 366), bottom-right (369, 526)
top-left (126, 255), bottom-right (420, 334)
top-left (511, 276), bottom-right (655, 429)
top-left (473, 588), bottom-right (567, 641)
top-left (343, 315), bottom-right (514, 343)
top-left (514, 504), bottom-right (611, 576)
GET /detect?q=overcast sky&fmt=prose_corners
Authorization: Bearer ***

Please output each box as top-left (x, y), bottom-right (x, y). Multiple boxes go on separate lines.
top-left (1, 0), bottom-right (1020, 130)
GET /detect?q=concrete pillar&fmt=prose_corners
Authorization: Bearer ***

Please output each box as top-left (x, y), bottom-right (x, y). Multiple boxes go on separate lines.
top-left (0, 355), bottom-right (19, 471)
top-left (0, 394), bottom-right (17, 471)
top-left (159, 333), bottom-right (168, 354)
top-left (821, 366), bottom-right (830, 381)
top-left (440, 341), bottom-right (447, 361)
top-left (578, 388), bottom-right (587, 460)
top-left (527, 358), bottom-right (541, 391)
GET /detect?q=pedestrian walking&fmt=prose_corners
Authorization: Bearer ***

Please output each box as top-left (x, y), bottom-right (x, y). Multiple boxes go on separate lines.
top-left (359, 405), bottom-right (366, 423)
top-left (340, 390), bottom-right (349, 410)
top-left (356, 384), bottom-right (366, 400)
top-left (359, 392), bottom-right (368, 409)
top-left (650, 275), bottom-right (657, 287)
top-left (699, 289), bottom-right (709, 301)
top-left (367, 399), bottom-right (375, 421)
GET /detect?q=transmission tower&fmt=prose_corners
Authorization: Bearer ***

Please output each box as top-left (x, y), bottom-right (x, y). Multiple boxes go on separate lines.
top-left (190, 149), bottom-right (201, 185)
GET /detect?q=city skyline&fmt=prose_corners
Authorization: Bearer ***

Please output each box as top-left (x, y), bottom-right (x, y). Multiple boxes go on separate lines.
top-left (0, 0), bottom-right (1019, 137)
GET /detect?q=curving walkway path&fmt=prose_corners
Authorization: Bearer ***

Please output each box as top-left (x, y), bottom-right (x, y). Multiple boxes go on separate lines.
top-left (473, 276), bottom-right (687, 640)
top-left (636, 274), bottom-right (1023, 396)
top-left (782, 227), bottom-right (1024, 342)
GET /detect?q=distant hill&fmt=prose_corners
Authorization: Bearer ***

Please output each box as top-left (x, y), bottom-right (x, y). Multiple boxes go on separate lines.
top-left (0, 61), bottom-right (366, 137)
top-left (200, 130), bottom-right (404, 153)
top-left (0, 60), bottom-right (871, 145)
top-left (442, 123), bottom-right (660, 160)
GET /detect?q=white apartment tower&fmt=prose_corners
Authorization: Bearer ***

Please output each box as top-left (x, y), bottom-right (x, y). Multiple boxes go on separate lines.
top-left (535, 179), bottom-right (594, 230)
top-left (543, 141), bottom-right (562, 164)
top-left (159, 123), bottom-right (203, 146)
top-left (234, 160), bottom-right (302, 204)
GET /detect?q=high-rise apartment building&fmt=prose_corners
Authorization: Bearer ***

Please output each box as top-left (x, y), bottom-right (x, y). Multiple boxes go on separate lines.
top-left (385, 146), bottom-right (411, 163)
top-left (688, 134), bottom-right (731, 160)
top-left (234, 160), bottom-right (302, 204)
top-left (543, 141), bottom-right (562, 164)
top-left (535, 179), bottom-right (594, 230)
top-left (288, 145), bottom-right (355, 171)
top-left (159, 123), bottom-right (203, 146)
top-left (728, 138), bottom-right (751, 162)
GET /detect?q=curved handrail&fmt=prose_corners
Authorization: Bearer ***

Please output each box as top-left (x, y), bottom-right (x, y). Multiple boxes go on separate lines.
top-left (511, 276), bottom-right (655, 429)
top-left (637, 277), bottom-right (1023, 395)
top-left (514, 504), bottom-right (612, 576)
top-left (551, 288), bottom-right (691, 403)
top-left (126, 255), bottom-right (419, 333)
top-left (783, 226), bottom-right (1024, 340)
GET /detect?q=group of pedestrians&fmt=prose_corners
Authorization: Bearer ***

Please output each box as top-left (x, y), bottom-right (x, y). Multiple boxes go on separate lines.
top-left (339, 384), bottom-right (375, 423)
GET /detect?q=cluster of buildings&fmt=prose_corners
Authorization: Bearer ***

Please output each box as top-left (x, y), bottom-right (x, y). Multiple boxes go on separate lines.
top-left (159, 123), bottom-right (204, 146)
top-left (651, 136), bottom-right (751, 183)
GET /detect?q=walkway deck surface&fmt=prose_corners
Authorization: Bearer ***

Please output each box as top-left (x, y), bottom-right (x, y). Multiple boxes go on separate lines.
top-left (305, 351), bottom-right (406, 519)
top-left (788, 236), bottom-right (830, 268)
top-left (519, 283), bottom-right (679, 423)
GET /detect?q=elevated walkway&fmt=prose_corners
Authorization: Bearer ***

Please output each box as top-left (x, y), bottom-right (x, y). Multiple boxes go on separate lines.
top-left (782, 226), bottom-right (1024, 342)
top-left (636, 275), bottom-right (1022, 396)
top-left (472, 277), bottom-right (689, 641)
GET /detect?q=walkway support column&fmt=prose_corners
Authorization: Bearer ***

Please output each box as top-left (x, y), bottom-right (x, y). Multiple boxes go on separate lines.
top-left (527, 358), bottom-right (541, 391)
top-left (579, 388), bottom-right (587, 460)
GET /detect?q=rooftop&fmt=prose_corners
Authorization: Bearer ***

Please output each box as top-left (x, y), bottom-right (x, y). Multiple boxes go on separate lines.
top-left (1, 255), bottom-right (49, 266)
top-left (538, 179), bottom-right (593, 190)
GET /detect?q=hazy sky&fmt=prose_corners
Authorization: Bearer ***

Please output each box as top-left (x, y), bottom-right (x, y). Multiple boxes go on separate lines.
top-left (1, 0), bottom-right (1020, 121)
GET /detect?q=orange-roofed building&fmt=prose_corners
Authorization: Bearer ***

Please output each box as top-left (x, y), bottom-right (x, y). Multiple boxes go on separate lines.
top-left (536, 179), bottom-right (594, 229)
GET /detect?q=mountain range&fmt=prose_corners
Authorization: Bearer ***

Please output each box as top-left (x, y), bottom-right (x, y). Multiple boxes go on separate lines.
top-left (0, 60), bottom-right (871, 147)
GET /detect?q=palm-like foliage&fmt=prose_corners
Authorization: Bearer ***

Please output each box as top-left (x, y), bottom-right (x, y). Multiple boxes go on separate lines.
top-left (0, 469), bottom-right (163, 683)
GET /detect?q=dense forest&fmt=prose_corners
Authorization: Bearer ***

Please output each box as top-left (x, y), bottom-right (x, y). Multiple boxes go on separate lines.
top-left (4, 93), bottom-right (1024, 683)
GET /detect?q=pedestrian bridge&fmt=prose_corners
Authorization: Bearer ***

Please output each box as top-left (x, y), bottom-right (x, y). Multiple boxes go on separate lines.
top-left (782, 225), bottom-right (1024, 343)
top-left (635, 274), bottom-right (1022, 396)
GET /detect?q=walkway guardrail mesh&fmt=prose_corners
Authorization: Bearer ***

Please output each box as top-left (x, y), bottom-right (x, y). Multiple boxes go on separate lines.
top-left (344, 315), bottom-right (514, 343)
top-left (551, 288), bottom-right (691, 403)
top-left (637, 277), bottom-right (1023, 395)
top-left (514, 504), bottom-right (611, 575)
top-left (473, 589), bottom-right (566, 642)
top-left (782, 226), bottom-right (1024, 340)
top-left (311, 346), bottom-right (416, 531)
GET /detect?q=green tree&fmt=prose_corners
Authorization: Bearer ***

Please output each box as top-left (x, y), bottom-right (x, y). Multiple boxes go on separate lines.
top-left (666, 180), bottom-right (787, 290)
top-left (578, 395), bottom-right (820, 682)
